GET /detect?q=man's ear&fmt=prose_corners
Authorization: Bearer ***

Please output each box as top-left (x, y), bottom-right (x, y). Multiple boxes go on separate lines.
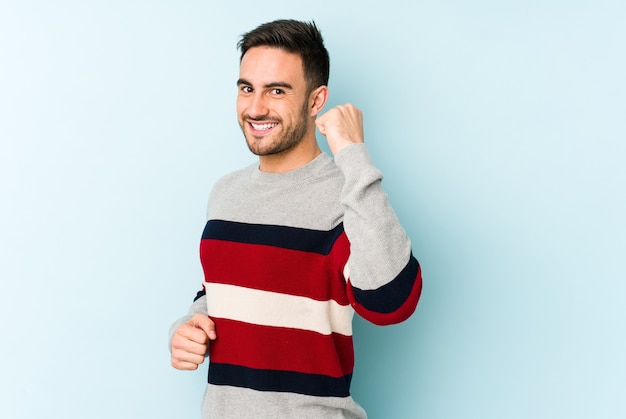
top-left (309, 85), bottom-right (329, 117)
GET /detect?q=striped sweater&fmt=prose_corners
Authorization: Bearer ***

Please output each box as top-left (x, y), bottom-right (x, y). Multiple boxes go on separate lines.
top-left (172, 144), bottom-right (422, 418)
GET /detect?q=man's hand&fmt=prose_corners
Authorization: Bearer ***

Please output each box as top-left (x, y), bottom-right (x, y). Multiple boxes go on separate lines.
top-left (170, 313), bottom-right (217, 370)
top-left (315, 104), bottom-right (364, 155)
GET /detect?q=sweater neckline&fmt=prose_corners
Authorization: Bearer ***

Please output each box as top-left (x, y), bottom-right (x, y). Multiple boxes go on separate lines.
top-left (250, 152), bottom-right (332, 184)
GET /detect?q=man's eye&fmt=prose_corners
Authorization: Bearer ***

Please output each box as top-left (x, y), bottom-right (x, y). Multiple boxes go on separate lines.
top-left (271, 89), bottom-right (284, 95)
top-left (241, 86), bottom-right (253, 93)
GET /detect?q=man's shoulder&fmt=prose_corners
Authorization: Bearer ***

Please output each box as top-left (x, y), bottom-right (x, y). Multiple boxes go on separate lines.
top-left (213, 161), bottom-right (257, 188)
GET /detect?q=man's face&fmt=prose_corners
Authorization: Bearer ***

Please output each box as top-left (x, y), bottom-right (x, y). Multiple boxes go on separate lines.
top-left (237, 46), bottom-right (312, 156)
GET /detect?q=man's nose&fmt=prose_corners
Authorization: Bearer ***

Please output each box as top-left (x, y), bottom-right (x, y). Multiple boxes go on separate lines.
top-left (248, 93), bottom-right (269, 118)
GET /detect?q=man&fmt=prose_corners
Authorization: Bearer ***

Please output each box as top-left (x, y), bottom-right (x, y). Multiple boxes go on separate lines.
top-left (169, 19), bottom-right (422, 418)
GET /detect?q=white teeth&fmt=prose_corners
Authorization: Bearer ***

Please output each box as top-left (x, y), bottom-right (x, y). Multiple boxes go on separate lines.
top-left (251, 122), bottom-right (277, 131)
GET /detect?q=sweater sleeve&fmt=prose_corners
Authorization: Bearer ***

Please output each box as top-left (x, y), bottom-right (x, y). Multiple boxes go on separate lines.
top-left (334, 143), bottom-right (422, 325)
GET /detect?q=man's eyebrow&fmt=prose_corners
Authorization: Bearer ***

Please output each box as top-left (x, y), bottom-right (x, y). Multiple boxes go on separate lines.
top-left (264, 81), bottom-right (293, 90)
top-left (236, 79), bottom-right (293, 90)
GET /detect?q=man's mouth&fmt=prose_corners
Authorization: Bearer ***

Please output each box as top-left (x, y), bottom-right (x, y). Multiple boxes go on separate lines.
top-left (249, 121), bottom-right (279, 132)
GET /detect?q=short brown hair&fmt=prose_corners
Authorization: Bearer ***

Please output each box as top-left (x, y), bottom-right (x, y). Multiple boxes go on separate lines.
top-left (238, 19), bottom-right (330, 90)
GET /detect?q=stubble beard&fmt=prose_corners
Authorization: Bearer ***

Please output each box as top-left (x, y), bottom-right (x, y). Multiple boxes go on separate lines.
top-left (241, 102), bottom-right (310, 157)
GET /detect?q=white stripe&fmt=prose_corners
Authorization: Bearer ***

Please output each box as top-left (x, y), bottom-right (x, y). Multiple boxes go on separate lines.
top-left (204, 282), bottom-right (353, 336)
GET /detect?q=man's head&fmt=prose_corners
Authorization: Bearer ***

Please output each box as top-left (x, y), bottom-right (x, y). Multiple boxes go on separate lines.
top-left (236, 20), bottom-right (330, 172)
top-left (238, 19), bottom-right (330, 92)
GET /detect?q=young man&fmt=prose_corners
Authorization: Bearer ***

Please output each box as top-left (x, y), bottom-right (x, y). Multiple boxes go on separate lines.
top-left (169, 19), bottom-right (422, 418)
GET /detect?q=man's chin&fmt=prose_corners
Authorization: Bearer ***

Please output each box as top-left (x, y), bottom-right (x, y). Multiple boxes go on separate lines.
top-left (246, 140), bottom-right (296, 157)
top-left (242, 127), bottom-right (305, 157)
top-left (245, 136), bottom-right (269, 156)
top-left (246, 140), bottom-right (278, 157)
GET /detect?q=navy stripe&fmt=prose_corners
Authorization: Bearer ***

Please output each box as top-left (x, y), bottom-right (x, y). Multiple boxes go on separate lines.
top-left (351, 254), bottom-right (420, 313)
top-left (208, 363), bottom-right (352, 398)
top-left (201, 219), bottom-right (344, 255)
top-left (193, 289), bottom-right (206, 302)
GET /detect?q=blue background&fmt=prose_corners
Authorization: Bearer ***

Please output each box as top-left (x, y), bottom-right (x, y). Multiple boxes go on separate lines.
top-left (1, 1), bottom-right (624, 418)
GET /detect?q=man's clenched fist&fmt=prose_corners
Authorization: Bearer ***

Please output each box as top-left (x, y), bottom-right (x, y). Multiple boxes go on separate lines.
top-left (315, 104), bottom-right (364, 156)
top-left (170, 313), bottom-right (217, 370)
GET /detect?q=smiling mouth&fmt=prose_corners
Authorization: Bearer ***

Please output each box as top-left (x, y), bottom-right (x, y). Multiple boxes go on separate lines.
top-left (249, 121), bottom-right (279, 132)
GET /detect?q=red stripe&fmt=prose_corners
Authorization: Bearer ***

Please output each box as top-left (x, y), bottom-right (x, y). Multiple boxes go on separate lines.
top-left (348, 266), bottom-right (423, 325)
top-left (209, 317), bottom-right (354, 378)
top-left (200, 233), bottom-right (350, 304)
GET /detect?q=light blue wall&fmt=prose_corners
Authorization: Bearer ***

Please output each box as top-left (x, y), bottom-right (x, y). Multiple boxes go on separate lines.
top-left (1, 1), bottom-right (624, 418)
